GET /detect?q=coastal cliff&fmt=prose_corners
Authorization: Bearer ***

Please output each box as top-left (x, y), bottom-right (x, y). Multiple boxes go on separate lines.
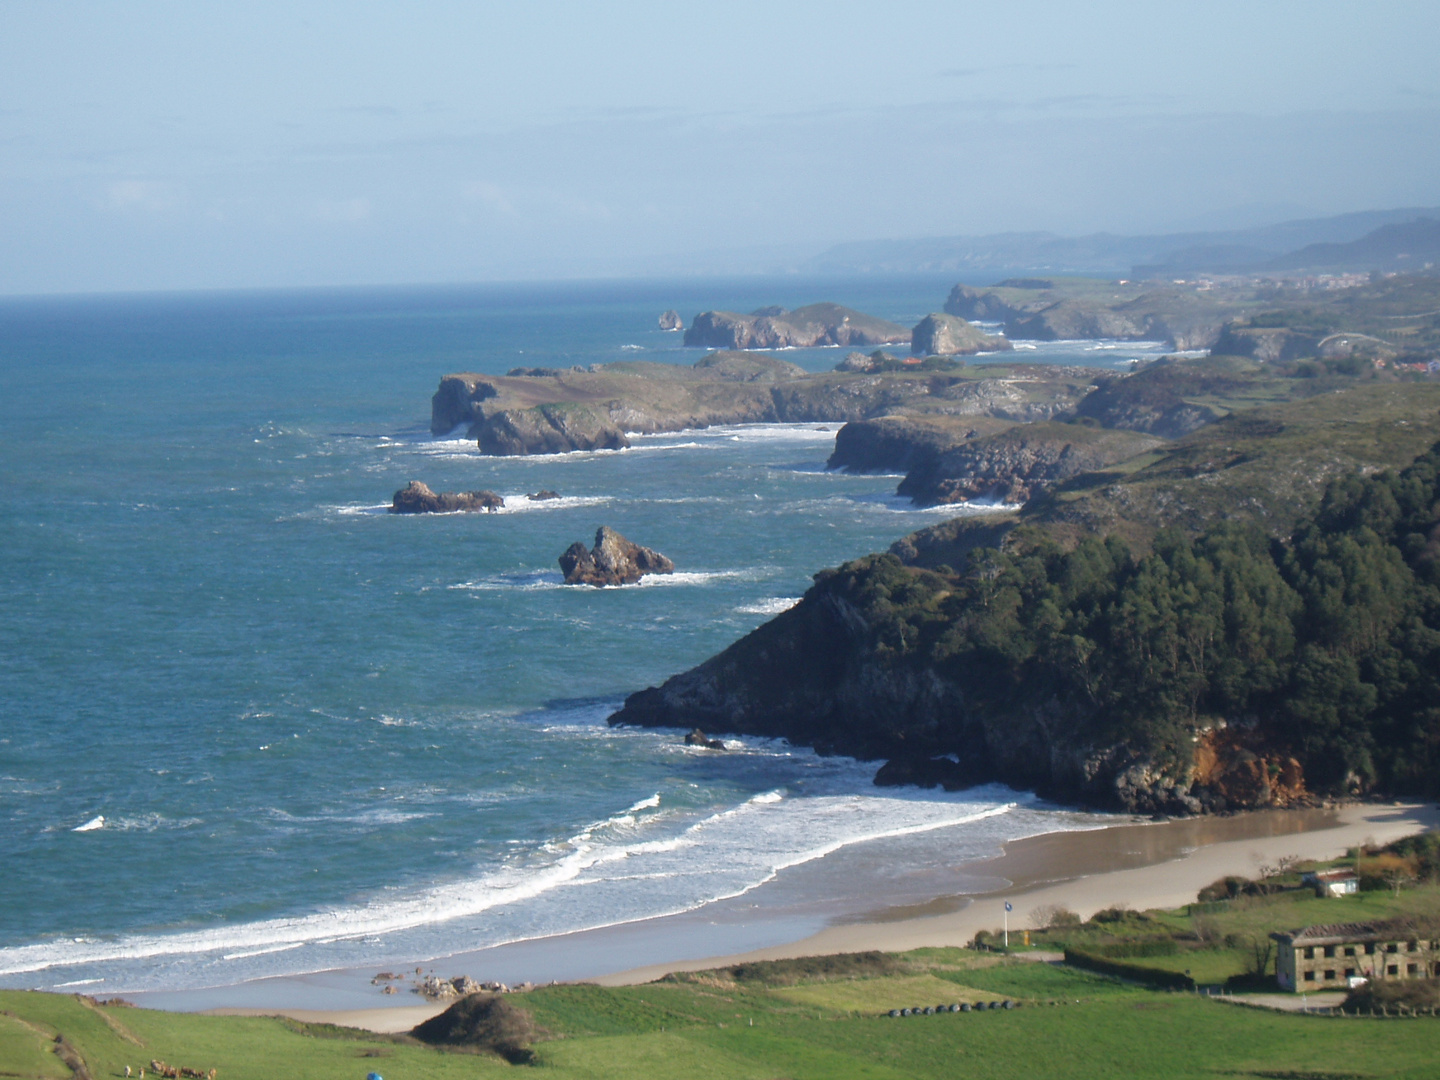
top-left (896, 423), bottom-right (1163, 505)
top-left (683, 303), bottom-right (909, 349)
top-left (610, 386), bottom-right (1440, 813)
top-left (431, 355), bottom-right (1100, 455)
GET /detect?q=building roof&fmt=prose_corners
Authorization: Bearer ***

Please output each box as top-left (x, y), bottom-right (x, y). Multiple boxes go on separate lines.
top-left (1305, 869), bottom-right (1359, 883)
top-left (1271, 922), bottom-right (1385, 945)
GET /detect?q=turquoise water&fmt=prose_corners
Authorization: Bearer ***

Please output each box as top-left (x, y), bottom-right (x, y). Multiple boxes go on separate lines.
top-left (0, 279), bottom-right (1163, 995)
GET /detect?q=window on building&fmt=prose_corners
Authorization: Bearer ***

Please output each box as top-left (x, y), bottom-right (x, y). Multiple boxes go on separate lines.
top-left (1388, 965), bottom-right (1399, 976)
top-left (1323, 945), bottom-right (1336, 958)
top-left (1304, 946), bottom-right (1315, 959)
top-left (1407, 964), bottom-right (1418, 975)
top-left (1407, 941), bottom-right (1418, 952)
top-left (1343, 946), bottom-right (1355, 957)
top-left (1365, 943), bottom-right (1376, 955)
top-left (1345, 968), bottom-right (1356, 978)
top-left (1303, 971), bottom-right (1316, 982)
top-left (1387, 943), bottom-right (1398, 953)
top-left (1323, 969), bottom-right (1336, 980)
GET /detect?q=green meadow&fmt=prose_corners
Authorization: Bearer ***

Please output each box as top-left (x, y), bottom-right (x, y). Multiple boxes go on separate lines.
top-left (4, 946), bottom-right (1437, 1080)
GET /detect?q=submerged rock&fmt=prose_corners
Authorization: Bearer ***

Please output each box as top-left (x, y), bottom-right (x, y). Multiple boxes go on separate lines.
top-left (391, 481), bottom-right (504, 514)
top-left (527, 490), bottom-right (561, 500)
top-left (559, 526), bottom-right (674, 586)
top-left (684, 728), bottom-right (726, 750)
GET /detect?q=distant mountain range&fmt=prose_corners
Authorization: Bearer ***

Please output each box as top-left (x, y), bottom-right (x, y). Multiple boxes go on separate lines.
top-left (802, 207), bottom-right (1440, 279)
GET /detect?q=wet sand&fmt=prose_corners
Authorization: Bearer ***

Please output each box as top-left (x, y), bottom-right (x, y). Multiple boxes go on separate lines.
top-left (194, 801), bottom-right (1436, 1029)
top-left (595, 801), bottom-right (1437, 986)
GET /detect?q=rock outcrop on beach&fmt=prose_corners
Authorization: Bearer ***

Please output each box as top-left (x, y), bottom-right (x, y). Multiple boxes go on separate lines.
top-left (896, 423), bottom-right (1164, 506)
top-left (910, 313), bottom-right (1011, 356)
top-left (560, 526), bottom-right (674, 586)
top-left (658, 310), bottom-right (684, 331)
top-left (683, 303), bottom-right (909, 349)
top-left (391, 481), bottom-right (504, 513)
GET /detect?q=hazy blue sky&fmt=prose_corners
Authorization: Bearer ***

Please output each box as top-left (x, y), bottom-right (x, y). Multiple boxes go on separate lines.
top-left (2, 1), bottom-right (1438, 293)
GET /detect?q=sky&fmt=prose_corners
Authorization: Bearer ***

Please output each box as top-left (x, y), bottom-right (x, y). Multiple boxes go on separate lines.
top-left (2, 0), bottom-right (1439, 293)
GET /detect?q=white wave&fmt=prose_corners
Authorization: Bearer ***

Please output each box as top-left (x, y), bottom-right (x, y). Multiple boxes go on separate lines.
top-left (449, 568), bottom-right (758, 593)
top-left (72, 815), bottom-right (105, 833)
top-left (735, 597), bottom-right (801, 616)
top-left (489, 494), bottom-right (611, 514)
top-left (0, 775), bottom-right (1093, 980)
top-left (620, 344), bottom-right (645, 351)
top-left (109, 814), bottom-right (204, 833)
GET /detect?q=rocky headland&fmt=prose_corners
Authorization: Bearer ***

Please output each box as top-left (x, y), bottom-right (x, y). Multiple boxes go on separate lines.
top-left (559, 526), bottom-right (674, 587)
top-left (609, 373), bottom-right (1440, 814)
top-left (944, 281), bottom-right (1261, 351)
top-left (682, 303), bottom-right (910, 350)
top-left (431, 353), bottom-right (1100, 455)
top-left (391, 481), bottom-right (504, 513)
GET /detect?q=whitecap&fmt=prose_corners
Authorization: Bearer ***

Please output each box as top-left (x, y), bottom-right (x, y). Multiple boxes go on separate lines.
top-left (735, 597), bottom-right (801, 616)
top-left (72, 815), bottom-right (105, 833)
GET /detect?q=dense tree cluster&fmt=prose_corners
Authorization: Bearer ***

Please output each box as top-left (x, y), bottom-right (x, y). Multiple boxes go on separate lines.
top-left (820, 440), bottom-right (1440, 798)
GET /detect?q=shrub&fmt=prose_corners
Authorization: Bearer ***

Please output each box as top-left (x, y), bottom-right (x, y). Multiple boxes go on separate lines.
top-left (410, 994), bottom-right (537, 1063)
top-left (1343, 977), bottom-right (1440, 1013)
top-left (1030, 904), bottom-right (1081, 929)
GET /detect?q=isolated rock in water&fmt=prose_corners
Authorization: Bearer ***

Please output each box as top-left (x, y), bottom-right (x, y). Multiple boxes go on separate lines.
top-left (391, 481), bottom-right (505, 514)
top-left (684, 727), bottom-right (726, 750)
top-left (527, 489), bottom-right (561, 500)
top-left (658, 309), bottom-right (684, 331)
top-left (559, 526), bottom-right (674, 586)
top-left (910, 313), bottom-right (1011, 356)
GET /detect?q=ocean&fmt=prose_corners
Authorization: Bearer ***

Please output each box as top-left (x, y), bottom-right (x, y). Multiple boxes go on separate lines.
top-left (0, 277), bottom-right (1171, 998)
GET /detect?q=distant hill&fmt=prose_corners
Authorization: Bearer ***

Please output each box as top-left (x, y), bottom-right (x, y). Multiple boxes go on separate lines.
top-left (802, 207), bottom-right (1440, 277)
top-left (1262, 219), bottom-right (1440, 273)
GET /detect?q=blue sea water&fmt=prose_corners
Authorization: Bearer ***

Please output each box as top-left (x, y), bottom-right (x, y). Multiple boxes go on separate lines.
top-left (0, 278), bottom-right (1168, 996)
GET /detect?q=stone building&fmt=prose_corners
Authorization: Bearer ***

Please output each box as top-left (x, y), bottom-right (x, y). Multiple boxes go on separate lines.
top-left (1272, 922), bottom-right (1438, 991)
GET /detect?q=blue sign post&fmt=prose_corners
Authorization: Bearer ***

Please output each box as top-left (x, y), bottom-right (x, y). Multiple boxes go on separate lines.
top-left (1004, 901), bottom-right (1012, 948)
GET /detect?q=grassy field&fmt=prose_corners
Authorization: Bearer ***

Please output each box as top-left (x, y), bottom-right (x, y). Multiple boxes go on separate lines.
top-left (4, 943), bottom-right (1439, 1080)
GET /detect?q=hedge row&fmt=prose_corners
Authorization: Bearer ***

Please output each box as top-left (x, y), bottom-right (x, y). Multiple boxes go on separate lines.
top-left (1064, 948), bottom-right (1196, 990)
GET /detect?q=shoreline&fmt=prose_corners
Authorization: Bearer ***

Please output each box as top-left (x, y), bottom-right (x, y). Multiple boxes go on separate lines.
top-left (189, 800), bottom-right (1437, 1032)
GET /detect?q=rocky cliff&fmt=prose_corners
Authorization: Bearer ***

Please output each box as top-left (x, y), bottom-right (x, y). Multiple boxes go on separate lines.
top-left (826, 416), bottom-right (1016, 473)
top-left (683, 303), bottom-right (909, 349)
top-left (896, 423), bottom-right (1163, 505)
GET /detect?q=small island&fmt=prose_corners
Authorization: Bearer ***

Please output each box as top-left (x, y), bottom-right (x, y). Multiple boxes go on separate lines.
top-left (560, 526), bottom-right (674, 586)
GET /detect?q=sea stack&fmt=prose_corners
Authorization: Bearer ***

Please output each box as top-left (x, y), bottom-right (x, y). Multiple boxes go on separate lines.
top-left (559, 526), bottom-right (674, 586)
top-left (658, 309), bottom-right (684, 331)
top-left (391, 481), bottom-right (504, 513)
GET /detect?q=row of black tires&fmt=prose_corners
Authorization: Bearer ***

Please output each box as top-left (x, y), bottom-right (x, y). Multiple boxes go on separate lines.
top-left (887, 1001), bottom-right (1016, 1017)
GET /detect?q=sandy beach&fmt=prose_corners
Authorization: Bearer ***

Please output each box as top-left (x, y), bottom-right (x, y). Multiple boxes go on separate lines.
top-left (197, 800), bottom-right (1436, 1032)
